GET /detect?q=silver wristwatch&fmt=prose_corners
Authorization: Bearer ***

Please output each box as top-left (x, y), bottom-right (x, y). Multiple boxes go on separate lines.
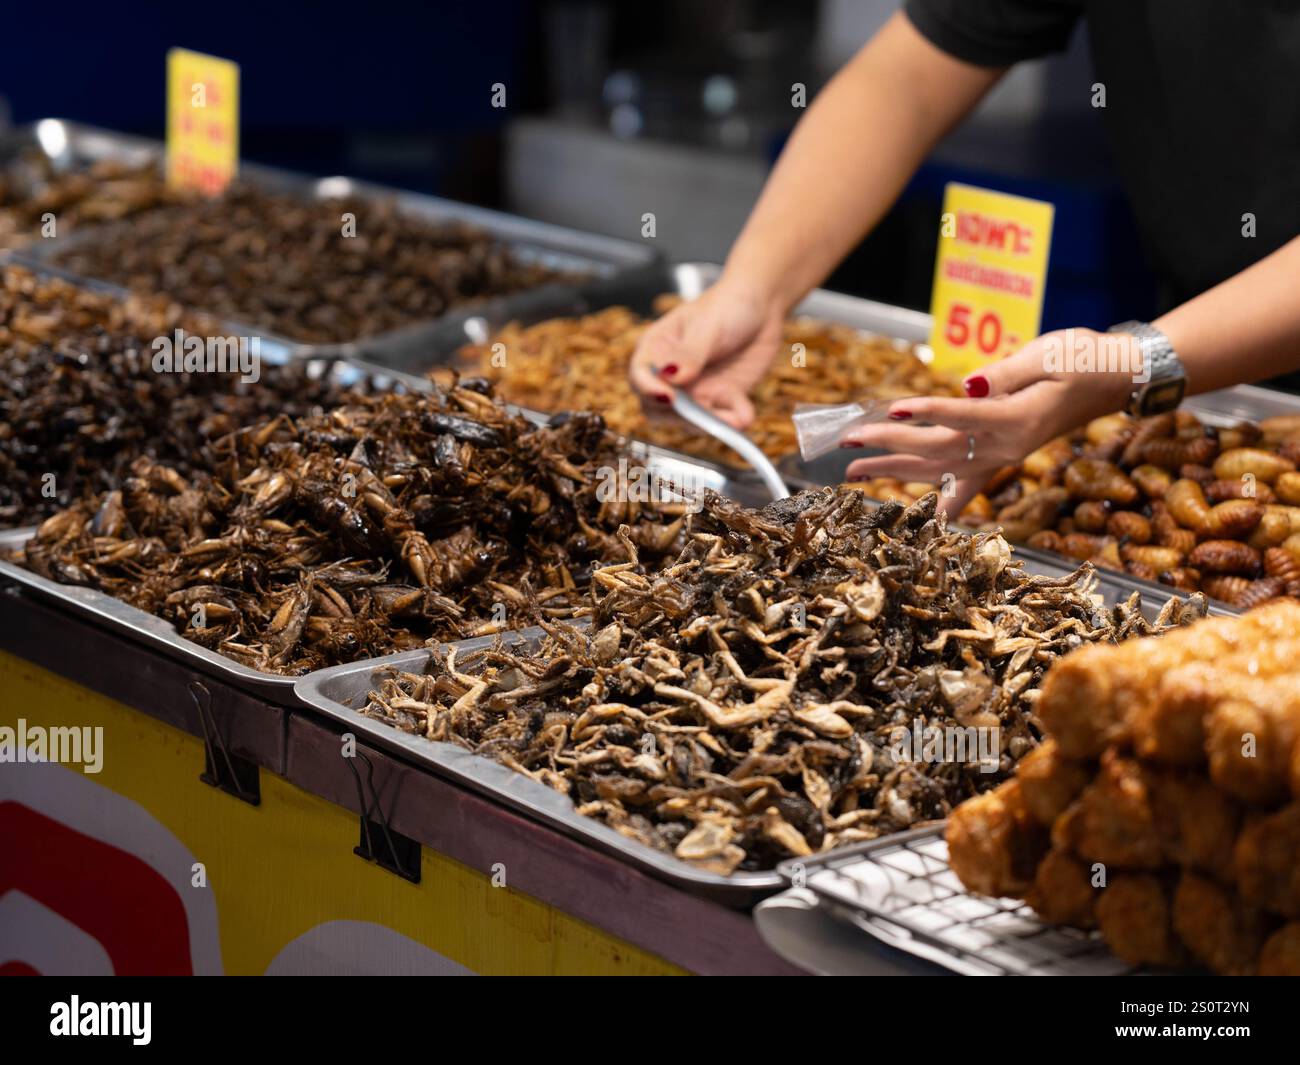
top-left (1108, 320), bottom-right (1187, 418)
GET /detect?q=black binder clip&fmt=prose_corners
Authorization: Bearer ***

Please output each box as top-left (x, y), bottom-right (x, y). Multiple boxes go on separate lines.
top-left (190, 681), bottom-right (260, 805)
top-left (346, 749), bottom-right (420, 883)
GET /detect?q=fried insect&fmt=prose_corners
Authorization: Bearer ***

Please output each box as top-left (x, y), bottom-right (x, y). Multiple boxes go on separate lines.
top-left (1275, 471), bottom-right (1300, 505)
top-left (50, 184), bottom-right (574, 344)
top-left (1187, 540), bottom-right (1263, 576)
top-left (1072, 500), bottom-right (1110, 533)
top-left (1141, 435), bottom-right (1218, 470)
top-left (1214, 448), bottom-right (1296, 484)
top-left (976, 411), bottom-right (1300, 599)
top-left (459, 303), bottom-right (962, 471)
top-left (1106, 511), bottom-right (1151, 544)
top-left (0, 266), bottom-right (375, 527)
top-left (357, 490), bottom-right (1198, 873)
top-left (16, 383), bottom-right (688, 674)
top-left (1206, 478), bottom-right (1275, 504)
top-left (1063, 460), bottom-right (1138, 505)
top-left (1130, 464), bottom-right (1174, 500)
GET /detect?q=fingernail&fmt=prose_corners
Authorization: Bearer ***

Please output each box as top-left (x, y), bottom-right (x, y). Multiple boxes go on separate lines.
top-left (889, 410), bottom-right (912, 421)
top-left (964, 376), bottom-right (989, 398)
top-left (655, 393), bottom-right (672, 405)
top-left (839, 440), bottom-right (859, 449)
top-left (661, 363), bottom-right (679, 378)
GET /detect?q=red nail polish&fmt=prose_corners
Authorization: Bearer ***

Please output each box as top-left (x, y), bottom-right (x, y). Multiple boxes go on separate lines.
top-left (839, 440), bottom-right (859, 449)
top-left (662, 363), bottom-right (679, 377)
top-left (964, 376), bottom-right (990, 398)
top-left (655, 393), bottom-right (672, 405)
top-left (889, 410), bottom-right (912, 421)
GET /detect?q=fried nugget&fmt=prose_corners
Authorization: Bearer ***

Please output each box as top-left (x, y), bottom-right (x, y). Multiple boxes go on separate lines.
top-left (1038, 602), bottom-right (1300, 759)
top-left (1016, 738), bottom-right (1091, 826)
top-left (1050, 799), bottom-right (1085, 853)
top-left (1133, 662), bottom-right (1217, 766)
top-left (1025, 847), bottom-right (1097, 929)
top-left (1135, 640), bottom-right (1300, 770)
top-left (1172, 871), bottom-right (1269, 976)
top-left (1259, 923), bottom-right (1300, 976)
top-left (1234, 803), bottom-right (1300, 918)
top-left (1070, 751), bottom-right (1164, 869)
top-left (1095, 873), bottom-right (1185, 968)
top-left (1148, 770), bottom-right (1241, 874)
top-left (945, 779), bottom-right (1047, 898)
top-left (1205, 679), bottom-right (1300, 806)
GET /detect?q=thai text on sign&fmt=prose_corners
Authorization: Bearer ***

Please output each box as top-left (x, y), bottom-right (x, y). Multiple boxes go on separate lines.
top-left (166, 48), bottom-right (239, 195)
top-left (927, 183), bottom-right (1054, 377)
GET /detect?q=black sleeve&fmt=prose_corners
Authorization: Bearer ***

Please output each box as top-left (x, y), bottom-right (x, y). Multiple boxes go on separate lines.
top-left (903, 0), bottom-right (1083, 67)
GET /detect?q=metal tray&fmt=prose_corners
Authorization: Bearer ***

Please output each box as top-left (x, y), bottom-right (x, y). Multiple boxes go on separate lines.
top-left (0, 425), bottom-right (763, 704)
top-left (291, 543), bottom-right (1220, 906)
top-left (351, 258), bottom-right (932, 375)
top-left (296, 627), bottom-right (781, 907)
top-left (0, 524), bottom-right (303, 702)
top-left (774, 826), bottom-right (1139, 976)
top-left (0, 347), bottom-right (430, 701)
top-left (348, 259), bottom-right (931, 488)
top-left (4, 119), bottom-right (659, 350)
top-left (0, 256), bottom-right (306, 365)
top-left (0, 258), bottom-right (435, 536)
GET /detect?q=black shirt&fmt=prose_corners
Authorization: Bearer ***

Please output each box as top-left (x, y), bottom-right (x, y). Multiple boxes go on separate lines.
top-left (904, 0), bottom-right (1300, 311)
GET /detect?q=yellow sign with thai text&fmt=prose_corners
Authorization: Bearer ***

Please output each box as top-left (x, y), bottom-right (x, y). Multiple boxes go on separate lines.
top-left (928, 183), bottom-right (1054, 377)
top-left (166, 48), bottom-right (239, 195)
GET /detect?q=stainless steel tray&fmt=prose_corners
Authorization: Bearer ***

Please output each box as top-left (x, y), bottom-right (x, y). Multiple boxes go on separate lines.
top-left (774, 826), bottom-right (1139, 976)
top-left (4, 119), bottom-right (659, 350)
top-left (0, 259), bottom-right (435, 537)
top-left (295, 627), bottom-right (783, 907)
top-left (351, 258), bottom-right (932, 374)
top-left (0, 524), bottom-right (303, 701)
top-left (347, 259), bottom-right (930, 489)
top-left (0, 425), bottom-right (761, 704)
top-left (291, 543), bottom-right (1219, 906)
top-left (0, 256), bottom-right (306, 365)
top-left (0, 346), bottom-right (431, 701)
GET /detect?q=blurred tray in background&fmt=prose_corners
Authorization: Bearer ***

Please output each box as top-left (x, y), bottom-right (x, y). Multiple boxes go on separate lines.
top-left (2, 119), bottom-right (660, 351)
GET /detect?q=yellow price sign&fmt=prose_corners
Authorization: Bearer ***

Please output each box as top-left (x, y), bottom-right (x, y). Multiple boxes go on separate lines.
top-left (166, 48), bottom-right (239, 195)
top-left (927, 183), bottom-right (1054, 378)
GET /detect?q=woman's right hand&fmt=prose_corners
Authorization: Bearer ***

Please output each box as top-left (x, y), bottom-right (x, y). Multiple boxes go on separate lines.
top-left (628, 275), bottom-right (786, 430)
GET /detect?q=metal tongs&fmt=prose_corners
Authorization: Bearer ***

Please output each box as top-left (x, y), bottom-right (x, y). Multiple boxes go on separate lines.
top-left (670, 389), bottom-right (791, 501)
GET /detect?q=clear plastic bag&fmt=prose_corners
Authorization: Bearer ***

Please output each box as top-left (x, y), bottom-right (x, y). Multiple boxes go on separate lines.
top-left (792, 398), bottom-right (897, 461)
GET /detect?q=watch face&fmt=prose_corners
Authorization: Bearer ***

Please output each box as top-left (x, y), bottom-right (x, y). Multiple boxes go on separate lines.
top-left (1140, 380), bottom-right (1186, 416)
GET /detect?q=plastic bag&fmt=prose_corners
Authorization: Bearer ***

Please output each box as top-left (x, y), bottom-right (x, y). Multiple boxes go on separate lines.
top-left (792, 398), bottom-right (897, 461)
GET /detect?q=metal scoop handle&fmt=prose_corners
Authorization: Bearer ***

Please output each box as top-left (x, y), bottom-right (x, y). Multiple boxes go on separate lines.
top-left (671, 390), bottom-right (790, 501)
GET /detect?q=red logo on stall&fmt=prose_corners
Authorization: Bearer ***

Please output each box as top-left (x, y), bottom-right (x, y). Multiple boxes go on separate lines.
top-left (0, 802), bottom-right (193, 975)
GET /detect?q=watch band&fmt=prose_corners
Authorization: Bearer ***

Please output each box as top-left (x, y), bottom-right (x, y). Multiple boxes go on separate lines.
top-left (1108, 320), bottom-right (1187, 417)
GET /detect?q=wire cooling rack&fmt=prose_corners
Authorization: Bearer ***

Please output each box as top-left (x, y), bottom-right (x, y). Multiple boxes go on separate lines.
top-left (777, 826), bottom-right (1136, 976)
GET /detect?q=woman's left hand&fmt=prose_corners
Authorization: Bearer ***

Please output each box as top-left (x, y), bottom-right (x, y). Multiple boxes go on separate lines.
top-left (843, 329), bottom-right (1140, 513)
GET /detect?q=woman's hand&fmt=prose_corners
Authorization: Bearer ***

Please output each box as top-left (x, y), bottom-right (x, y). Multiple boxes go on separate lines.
top-left (628, 275), bottom-right (786, 429)
top-left (843, 328), bottom-right (1140, 513)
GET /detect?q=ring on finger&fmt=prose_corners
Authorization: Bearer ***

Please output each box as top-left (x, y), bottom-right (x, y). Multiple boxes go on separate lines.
top-left (966, 433), bottom-right (977, 463)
